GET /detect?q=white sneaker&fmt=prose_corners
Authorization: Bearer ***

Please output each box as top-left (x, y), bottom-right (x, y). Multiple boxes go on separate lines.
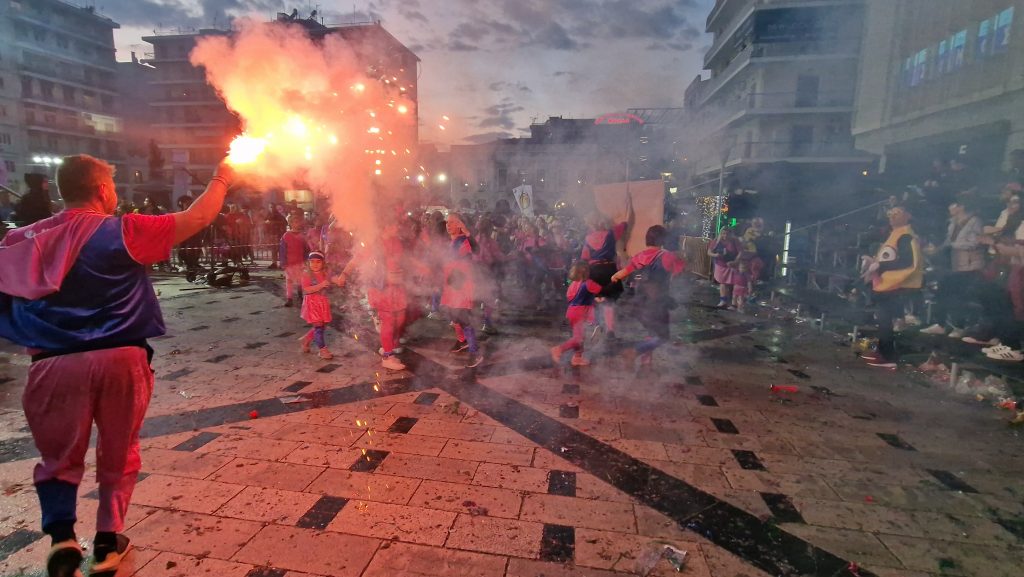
top-left (986, 349), bottom-right (1024, 362)
top-left (904, 314), bottom-right (922, 326)
top-left (920, 324), bottom-right (946, 335)
top-left (399, 337), bottom-right (409, 344)
top-left (963, 336), bottom-right (999, 346)
top-left (948, 328), bottom-right (965, 339)
top-left (379, 346), bottom-right (404, 355)
top-left (983, 344), bottom-right (1012, 354)
top-left (381, 356), bottom-right (407, 370)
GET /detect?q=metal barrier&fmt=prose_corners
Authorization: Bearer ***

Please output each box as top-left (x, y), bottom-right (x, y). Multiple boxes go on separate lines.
top-left (681, 236), bottom-right (712, 278)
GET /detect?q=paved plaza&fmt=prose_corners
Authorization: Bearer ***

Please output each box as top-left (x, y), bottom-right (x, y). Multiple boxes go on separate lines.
top-left (0, 272), bottom-right (1022, 577)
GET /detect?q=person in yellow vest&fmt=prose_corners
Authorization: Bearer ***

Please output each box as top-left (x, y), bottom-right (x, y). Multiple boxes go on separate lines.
top-left (860, 206), bottom-right (924, 368)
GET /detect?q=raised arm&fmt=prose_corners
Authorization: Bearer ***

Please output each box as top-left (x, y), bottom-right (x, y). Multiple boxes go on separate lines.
top-left (172, 161), bottom-right (235, 245)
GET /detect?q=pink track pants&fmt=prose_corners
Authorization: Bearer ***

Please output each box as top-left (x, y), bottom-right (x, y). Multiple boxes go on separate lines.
top-left (23, 346), bottom-right (153, 533)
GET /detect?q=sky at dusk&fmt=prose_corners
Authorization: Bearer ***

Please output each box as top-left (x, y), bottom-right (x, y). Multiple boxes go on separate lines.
top-left (103, 0), bottom-right (715, 145)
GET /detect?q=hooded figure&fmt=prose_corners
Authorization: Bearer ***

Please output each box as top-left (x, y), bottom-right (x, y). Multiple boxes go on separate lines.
top-left (14, 173), bottom-right (53, 226)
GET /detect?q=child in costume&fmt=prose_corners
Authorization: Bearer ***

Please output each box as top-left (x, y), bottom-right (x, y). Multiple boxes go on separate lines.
top-left (299, 252), bottom-right (335, 360)
top-left (442, 214), bottom-right (484, 368)
top-left (550, 261), bottom-right (602, 367)
top-left (280, 214), bottom-right (309, 307)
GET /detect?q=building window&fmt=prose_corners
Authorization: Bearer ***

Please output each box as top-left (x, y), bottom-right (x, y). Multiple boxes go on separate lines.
top-left (950, 30), bottom-right (966, 70)
top-left (0, 133), bottom-right (13, 145)
top-left (497, 167), bottom-right (508, 188)
top-left (978, 17), bottom-right (994, 58)
top-left (995, 7), bottom-right (1014, 54)
top-left (56, 36), bottom-right (69, 50)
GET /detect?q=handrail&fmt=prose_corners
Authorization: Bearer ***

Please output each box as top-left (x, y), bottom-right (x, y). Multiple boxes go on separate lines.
top-left (790, 198), bottom-right (890, 234)
top-left (0, 184), bottom-right (22, 199)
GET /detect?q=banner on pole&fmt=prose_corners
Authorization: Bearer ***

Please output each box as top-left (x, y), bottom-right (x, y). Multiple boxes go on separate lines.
top-left (512, 185), bottom-right (534, 217)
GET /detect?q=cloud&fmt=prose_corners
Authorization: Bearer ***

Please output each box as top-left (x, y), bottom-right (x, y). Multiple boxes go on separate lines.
top-left (447, 39), bottom-right (480, 52)
top-left (530, 22), bottom-right (580, 50)
top-left (462, 131), bottom-right (516, 144)
top-left (479, 98), bottom-right (526, 130)
top-left (489, 81), bottom-right (532, 94)
top-left (95, 0), bottom-right (200, 28)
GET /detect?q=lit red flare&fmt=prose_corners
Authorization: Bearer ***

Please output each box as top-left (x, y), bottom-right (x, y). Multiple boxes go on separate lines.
top-left (227, 134), bottom-right (268, 165)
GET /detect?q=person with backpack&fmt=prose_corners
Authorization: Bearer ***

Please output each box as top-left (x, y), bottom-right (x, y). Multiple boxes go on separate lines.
top-left (611, 225), bottom-right (686, 370)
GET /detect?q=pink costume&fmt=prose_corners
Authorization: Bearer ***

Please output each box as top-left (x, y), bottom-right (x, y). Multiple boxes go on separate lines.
top-left (301, 270), bottom-right (333, 324)
top-left (554, 279), bottom-right (602, 355)
top-left (280, 230), bottom-right (308, 300)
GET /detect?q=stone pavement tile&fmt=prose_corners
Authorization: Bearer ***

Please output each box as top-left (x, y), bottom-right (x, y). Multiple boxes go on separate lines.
top-left (385, 402), bottom-right (464, 422)
top-left (196, 434), bottom-right (303, 461)
top-left (328, 500), bottom-right (457, 545)
top-left (306, 469), bottom-right (421, 504)
top-left (216, 486), bottom-right (322, 525)
top-left (662, 444), bottom-right (739, 468)
top-left (782, 525), bottom-right (903, 569)
top-left (570, 420), bottom-right (623, 442)
top-left (440, 439), bottom-right (535, 466)
top-left (279, 407), bottom-right (358, 425)
top-left (377, 453), bottom-right (480, 483)
top-left (130, 474), bottom-right (244, 513)
top-left (355, 431), bottom-right (450, 456)
top-left (207, 416), bottom-right (292, 437)
top-left (721, 468), bottom-right (840, 499)
top-left (574, 528), bottom-right (705, 574)
top-left (408, 419), bottom-right (497, 442)
top-left (506, 558), bottom-right (632, 577)
top-left (698, 542), bottom-right (773, 577)
top-left (827, 482), bottom-right (991, 518)
top-left (329, 410), bottom-right (393, 430)
top-left (233, 524), bottom-right (380, 576)
top-left (948, 469), bottom-right (1022, 500)
top-left (532, 449), bottom-right (582, 473)
top-left (141, 431), bottom-right (203, 450)
top-left (140, 448), bottom-right (235, 479)
top-left (127, 509), bottom-right (263, 559)
top-left (446, 513), bottom-right (544, 558)
top-left (634, 506), bottom-right (689, 540)
top-left (280, 442), bottom-right (365, 469)
top-left (618, 422), bottom-right (691, 444)
top-left (520, 494), bottom-right (636, 533)
top-left (701, 432), bottom-right (799, 455)
top-left (754, 452), bottom-right (867, 475)
top-left (361, 541), bottom-right (507, 577)
top-left (575, 473), bottom-right (637, 504)
top-left (794, 498), bottom-right (1018, 545)
top-left (270, 422), bottom-right (366, 447)
top-left (606, 439), bottom-right (670, 461)
top-left (135, 551), bottom-right (254, 577)
top-left (473, 463), bottom-right (551, 493)
top-left (699, 486), bottom-right (773, 520)
top-left (878, 534), bottom-right (1024, 577)
top-left (488, 427), bottom-right (536, 446)
top-left (409, 479), bottom-right (524, 518)
top-left (646, 461), bottom-right (732, 492)
top-left (206, 457), bottom-right (324, 492)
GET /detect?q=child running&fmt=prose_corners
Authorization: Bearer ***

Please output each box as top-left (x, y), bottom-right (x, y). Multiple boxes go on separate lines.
top-left (611, 225), bottom-right (686, 370)
top-left (299, 252), bottom-right (335, 360)
top-left (550, 261), bottom-right (603, 367)
top-left (280, 214), bottom-right (309, 307)
top-left (442, 214), bottom-right (484, 368)
top-left (582, 197), bottom-right (633, 340)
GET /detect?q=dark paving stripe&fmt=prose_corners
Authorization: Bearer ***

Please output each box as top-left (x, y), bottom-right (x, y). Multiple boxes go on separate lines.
top-left (559, 404), bottom-right (579, 419)
top-left (206, 354), bottom-right (232, 363)
top-left (562, 383), bottom-right (580, 394)
top-left (402, 352), bottom-right (868, 577)
top-left (761, 493), bottom-right (805, 524)
top-left (539, 524), bottom-right (574, 562)
top-left (413, 392), bottom-right (440, 405)
top-left (350, 449), bottom-right (389, 473)
top-left (316, 363), bottom-right (341, 373)
top-left (189, 325), bottom-right (209, 331)
top-left (877, 433), bottom-right (916, 451)
top-left (0, 528), bottom-right (45, 562)
top-left (172, 432), bottom-right (222, 452)
top-left (295, 496), bottom-right (349, 530)
top-left (548, 471), bottom-right (577, 497)
top-left (387, 417), bottom-right (418, 434)
top-left (249, 311), bottom-right (263, 315)
top-left (478, 355), bottom-right (553, 377)
top-left (712, 418), bottom-right (739, 434)
top-left (787, 369), bottom-right (810, 379)
top-left (732, 450), bottom-right (766, 471)
top-left (222, 317), bottom-right (240, 323)
top-left (229, 295), bottom-right (244, 299)
top-left (995, 518), bottom-right (1024, 540)
top-left (283, 380), bottom-right (312, 393)
top-left (928, 469), bottom-right (979, 493)
top-left (246, 567), bottom-right (286, 577)
top-left (276, 331), bottom-right (296, 338)
top-left (772, 356), bottom-right (789, 364)
top-left (244, 342), bottom-right (268, 349)
top-left (697, 394), bottom-right (719, 407)
top-left (685, 375), bottom-right (703, 386)
top-left (683, 322), bottom-right (763, 344)
top-left (163, 368), bottom-right (194, 381)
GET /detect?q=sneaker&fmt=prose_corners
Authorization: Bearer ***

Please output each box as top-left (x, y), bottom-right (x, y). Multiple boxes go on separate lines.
top-left (570, 355), bottom-right (590, 366)
top-left (986, 349), bottom-right (1024, 362)
top-left (919, 324), bottom-right (946, 335)
top-left (450, 340), bottom-right (469, 353)
top-left (393, 347), bottom-right (404, 354)
top-left (904, 314), bottom-right (922, 327)
top-left (481, 324), bottom-right (498, 335)
top-left (550, 346), bottom-right (562, 364)
top-left (381, 356), bottom-right (407, 370)
top-left (465, 353), bottom-right (484, 368)
top-left (983, 344), bottom-right (1013, 355)
top-left (318, 348), bottom-right (334, 360)
top-left (91, 534), bottom-right (131, 574)
top-left (46, 539), bottom-right (83, 577)
top-left (284, 298), bottom-right (294, 308)
top-left (963, 336), bottom-right (999, 346)
top-left (866, 360), bottom-right (897, 369)
top-left (947, 328), bottom-right (965, 339)
top-left (399, 337), bottom-right (409, 345)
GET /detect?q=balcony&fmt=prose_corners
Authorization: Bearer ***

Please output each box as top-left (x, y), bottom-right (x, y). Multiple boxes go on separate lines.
top-left (19, 62), bottom-right (117, 94)
top-left (695, 139), bottom-right (868, 175)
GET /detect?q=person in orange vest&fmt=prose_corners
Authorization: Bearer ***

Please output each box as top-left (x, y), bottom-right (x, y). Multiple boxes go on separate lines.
top-left (860, 206), bottom-right (924, 369)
